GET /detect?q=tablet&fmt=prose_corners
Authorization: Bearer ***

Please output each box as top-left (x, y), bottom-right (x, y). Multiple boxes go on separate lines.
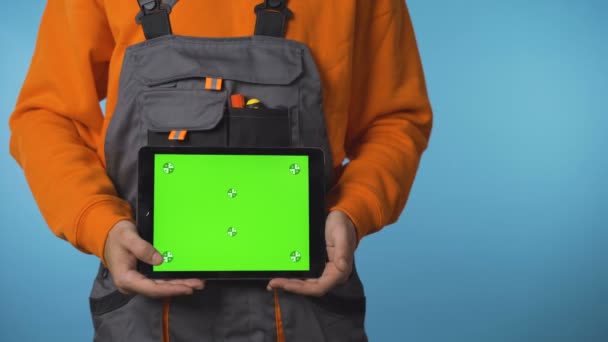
top-left (137, 146), bottom-right (327, 279)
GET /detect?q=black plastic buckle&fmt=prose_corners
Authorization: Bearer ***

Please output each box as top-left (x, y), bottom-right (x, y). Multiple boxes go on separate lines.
top-left (254, 0), bottom-right (293, 19)
top-left (136, 0), bottom-right (172, 39)
top-left (136, 1), bottom-right (167, 24)
top-left (254, 0), bottom-right (293, 37)
top-left (139, 0), bottom-right (160, 15)
top-left (136, 0), bottom-right (177, 24)
top-left (256, 0), bottom-right (291, 12)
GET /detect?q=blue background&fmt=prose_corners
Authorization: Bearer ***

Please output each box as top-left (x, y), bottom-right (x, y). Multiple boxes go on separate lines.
top-left (1, 1), bottom-right (606, 341)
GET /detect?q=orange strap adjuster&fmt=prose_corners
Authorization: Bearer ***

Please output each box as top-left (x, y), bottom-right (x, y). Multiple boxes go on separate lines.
top-left (168, 130), bottom-right (187, 141)
top-left (205, 77), bottom-right (223, 91)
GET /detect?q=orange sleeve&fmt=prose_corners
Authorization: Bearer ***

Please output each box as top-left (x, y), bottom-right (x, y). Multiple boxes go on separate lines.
top-left (8, 0), bottom-right (134, 262)
top-left (327, 1), bottom-right (433, 242)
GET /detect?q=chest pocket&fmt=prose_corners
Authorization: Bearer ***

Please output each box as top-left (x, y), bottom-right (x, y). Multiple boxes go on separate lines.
top-left (134, 39), bottom-right (303, 149)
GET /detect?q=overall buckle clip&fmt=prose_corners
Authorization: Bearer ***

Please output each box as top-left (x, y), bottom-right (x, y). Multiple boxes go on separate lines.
top-left (135, 0), bottom-right (173, 39)
top-left (254, 0), bottom-right (293, 37)
top-left (255, 0), bottom-right (292, 15)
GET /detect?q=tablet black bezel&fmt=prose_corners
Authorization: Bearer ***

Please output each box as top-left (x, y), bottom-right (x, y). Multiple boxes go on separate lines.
top-left (137, 146), bottom-right (327, 280)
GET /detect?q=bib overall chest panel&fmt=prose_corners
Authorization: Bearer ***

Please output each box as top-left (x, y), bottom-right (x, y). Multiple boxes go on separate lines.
top-left (105, 35), bottom-right (334, 209)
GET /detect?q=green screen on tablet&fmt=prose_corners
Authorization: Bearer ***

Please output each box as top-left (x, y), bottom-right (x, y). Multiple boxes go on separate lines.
top-left (152, 153), bottom-right (310, 272)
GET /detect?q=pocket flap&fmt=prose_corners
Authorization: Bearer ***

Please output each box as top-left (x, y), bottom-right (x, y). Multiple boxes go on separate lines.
top-left (133, 36), bottom-right (303, 86)
top-left (141, 89), bottom-right (226, 131)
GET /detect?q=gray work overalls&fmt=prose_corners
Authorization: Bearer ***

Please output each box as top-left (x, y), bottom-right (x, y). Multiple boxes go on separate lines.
top-left (88, 1), bottom-right (367, 340)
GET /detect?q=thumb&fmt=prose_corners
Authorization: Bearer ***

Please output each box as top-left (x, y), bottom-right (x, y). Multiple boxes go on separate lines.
top-left (124, 232), bottom-right (163, 266)
top-left (328, 227), bottom-right (353, 274)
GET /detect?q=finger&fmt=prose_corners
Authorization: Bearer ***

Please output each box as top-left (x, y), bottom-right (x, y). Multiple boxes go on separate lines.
top-left (328, 228), bottom-right (353, 275)
top-left (267, 278), bottom-right (311, 294)
top-left (116, 287), bottom-right (132, 295)
top-left (124, 233), bottom-right (163, 266)
top-left (268, 262), bottom-right (345, 297)
top-left (155, 279), bottom-right (205, 290)
top-left (119, 270), bottom-right (194, 298)
top-left (155, 279), bottom-right (205, 288)
top-left (277, 279), bottom-right (325, 297)
top-left (267, 278), bottom-right (291, 291)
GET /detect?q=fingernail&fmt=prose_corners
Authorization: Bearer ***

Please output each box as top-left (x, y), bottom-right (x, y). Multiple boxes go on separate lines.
top-left (153, 253), bottom-right (163, 265)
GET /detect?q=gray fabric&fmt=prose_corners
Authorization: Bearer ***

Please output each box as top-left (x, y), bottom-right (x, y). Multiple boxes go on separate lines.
top-left (105, 35), bottom-right (334, 209)
top-left (168, 281), bottom-right (277, 341)
top-left (95, 34), bottom-right (365, 341)
top-left (90, 265), bottom-right (164, 342)
top-left (141, 89), bottom-right (226, 130)
top-left (279, 266), bottom-right (368, 342)
top-left (133, 37), bottom-right (302, 86)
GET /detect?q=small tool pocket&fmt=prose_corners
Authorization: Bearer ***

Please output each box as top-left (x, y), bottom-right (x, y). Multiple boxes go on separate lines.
top-left (141, 89), bottom-right (227, 147)
top-left (228, 107), bottom-right (290, 147)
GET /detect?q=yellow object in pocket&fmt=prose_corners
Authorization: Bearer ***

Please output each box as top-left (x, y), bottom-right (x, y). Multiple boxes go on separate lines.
top-left (246, 98), bottom-right (264, 109)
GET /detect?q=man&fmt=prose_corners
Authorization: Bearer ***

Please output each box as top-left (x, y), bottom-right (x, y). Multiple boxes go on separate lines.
top-left (9, 0), bottom-right (432, 340)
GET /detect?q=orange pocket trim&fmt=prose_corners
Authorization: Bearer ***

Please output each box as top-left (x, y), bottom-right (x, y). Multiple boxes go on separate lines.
top-left (168, 130), bottom-right (187, 141)
top-left (205, 77), bottom-right (223, 91)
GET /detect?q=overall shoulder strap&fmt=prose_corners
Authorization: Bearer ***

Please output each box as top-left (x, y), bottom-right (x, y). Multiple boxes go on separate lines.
top-left (136, 0), bottom-right (293, 40)
top-left (254, 0), bottom-right (293, 37)
top-left (136, 0), bottom-right (177, 40)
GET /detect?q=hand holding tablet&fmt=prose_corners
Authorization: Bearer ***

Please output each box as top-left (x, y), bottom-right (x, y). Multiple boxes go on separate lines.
top-left (267, 210), bottom-right (358, 297)
top-left (137, 147), bottom-right (327, 280)
top-left (104, 220), bottom-right (205, 298)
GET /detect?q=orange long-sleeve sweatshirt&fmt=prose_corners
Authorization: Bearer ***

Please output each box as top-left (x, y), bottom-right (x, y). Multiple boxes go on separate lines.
top-left (9, 0), bottom-right (432, 262)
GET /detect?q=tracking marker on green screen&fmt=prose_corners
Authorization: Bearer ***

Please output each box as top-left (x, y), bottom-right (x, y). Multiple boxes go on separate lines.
top-left (227, 188), bottom-right (238, 198)
top-left (289, 163), bottom-right (301, 175)
top-left (163, 251), bottom-right (174, 263)
top-left (290, 251), bottom-right (302, 262)
top-left (162, 162), bottom-right (175, 174)
top-left (227, 227), bottom-right (238, 237)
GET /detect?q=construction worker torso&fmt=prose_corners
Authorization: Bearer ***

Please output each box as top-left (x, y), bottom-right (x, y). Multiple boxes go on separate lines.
top-left (91, 1), bottom-right (367, 341)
